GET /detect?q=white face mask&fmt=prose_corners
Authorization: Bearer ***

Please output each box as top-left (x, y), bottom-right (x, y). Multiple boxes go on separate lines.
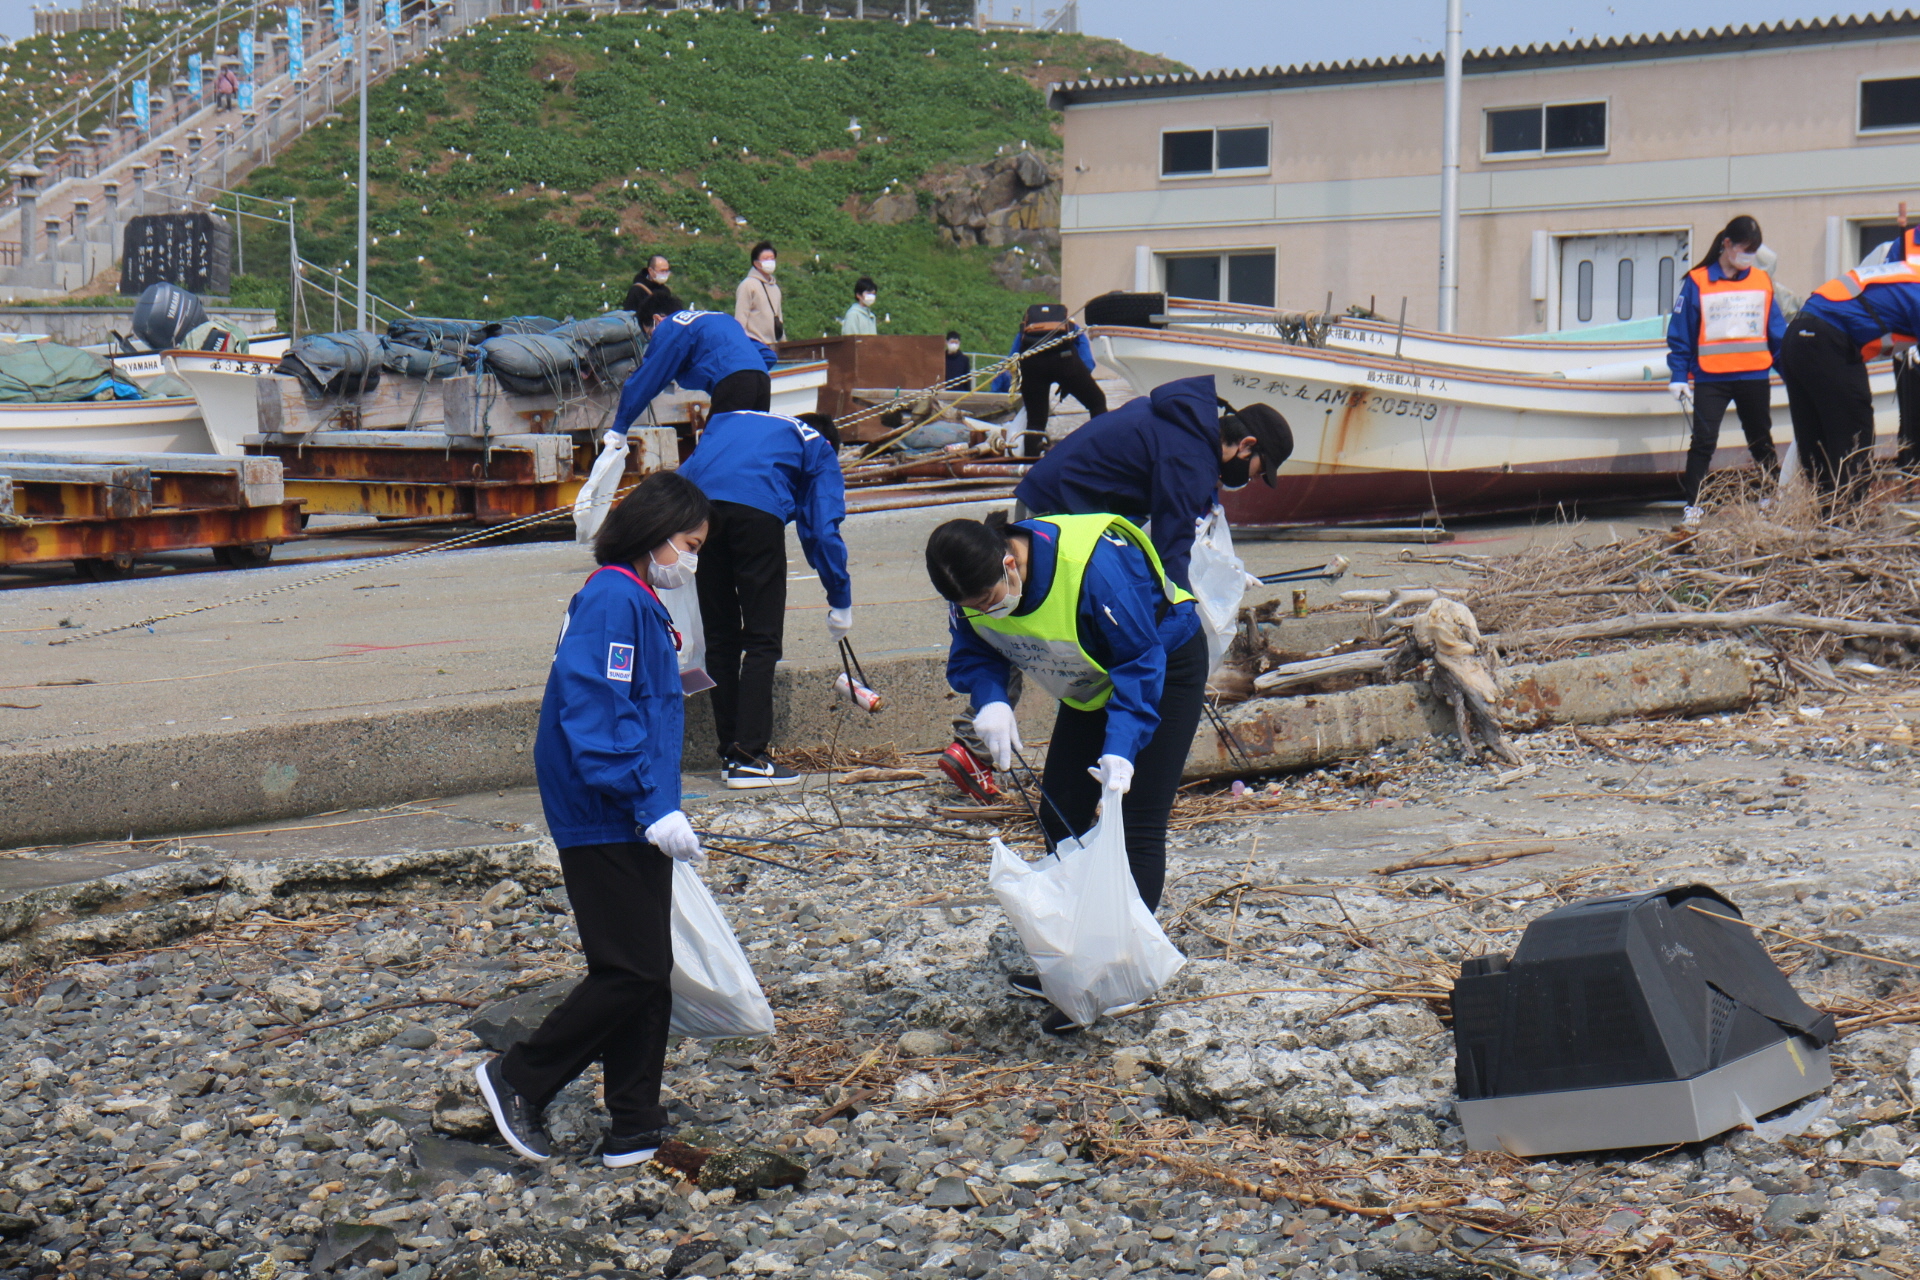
top-left (652, 268), bottom-right (671, 282)
top-left (859, 293), bottom-right (876, 307)
top-left (982, 567), bottom-right (1022, 617)
top-left (1729, 250), bottom-right (1757, 271)
top-left (648, 547), bottom-right (698, 589)
top-left (946, 341), bottom-right (961, 353)
top-left (758, 258), bottom-right (776, 276)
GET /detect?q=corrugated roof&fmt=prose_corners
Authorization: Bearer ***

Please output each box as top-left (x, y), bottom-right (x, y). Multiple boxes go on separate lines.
top-left (1049, 10), bottom-right (1920, 107)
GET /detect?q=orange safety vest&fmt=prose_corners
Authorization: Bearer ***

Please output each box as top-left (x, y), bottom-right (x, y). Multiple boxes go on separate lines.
top-left (1813, 256), bottom-right (1920, 359)
top-left (1904, 226), bottom-right (1920, 266)
top-left (1689, 265), bottom-right (1774, 375)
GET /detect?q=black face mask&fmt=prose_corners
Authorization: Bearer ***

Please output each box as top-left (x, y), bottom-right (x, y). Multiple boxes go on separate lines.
top-left (1219, 452), bottom-right (1252, 491)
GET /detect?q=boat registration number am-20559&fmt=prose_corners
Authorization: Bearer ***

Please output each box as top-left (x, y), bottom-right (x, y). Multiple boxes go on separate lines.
top-left (1225, 371), bottom-right (1442, 420)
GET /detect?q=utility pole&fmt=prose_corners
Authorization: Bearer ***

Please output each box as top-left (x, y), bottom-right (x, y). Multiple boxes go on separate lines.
top-left (355, 0), bottom-right (369, 329)
top-left (1436, 0), bottom-right (1462, 333)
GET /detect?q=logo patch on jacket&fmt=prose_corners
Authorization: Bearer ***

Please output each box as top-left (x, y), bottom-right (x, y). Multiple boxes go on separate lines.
top-left (607, 643), bottom-right (635, 682)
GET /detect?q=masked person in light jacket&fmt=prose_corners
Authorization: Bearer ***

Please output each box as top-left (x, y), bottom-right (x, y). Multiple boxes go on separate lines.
top-left (735, 241), bottom-right (784, 347)
top-left (475, 471), bottom-right (709, 1170)
top-left (926, 511), bottom-right (1205, 1035)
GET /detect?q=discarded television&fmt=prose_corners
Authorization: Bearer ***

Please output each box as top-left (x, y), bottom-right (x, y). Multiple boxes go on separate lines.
top-left (1451, 883), bottom-right (1837, 1157)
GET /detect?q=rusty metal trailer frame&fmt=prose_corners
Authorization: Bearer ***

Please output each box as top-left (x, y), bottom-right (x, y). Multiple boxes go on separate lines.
top-left (0, 501), bottom-right (306, 572)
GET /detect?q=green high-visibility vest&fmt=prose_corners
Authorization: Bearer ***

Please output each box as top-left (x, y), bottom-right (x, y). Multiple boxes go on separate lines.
top-left (962, 514), bottom-right (1194, 711)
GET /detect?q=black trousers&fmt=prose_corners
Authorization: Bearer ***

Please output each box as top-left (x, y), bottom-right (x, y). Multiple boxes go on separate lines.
top-left (1777, 314), bottom-right (1875, 496)
top-left (1898, 355), bottom-right (1920, 469)
top-left (696, 500), bottom-right (787, 761)
top-left (1037, 629), bottom-right (1209, 912)
top-left (710, 368), bottom-right (772, 415)
top-left (501, 841), bottom-right (674, 1134)
top-left (1020, 353), bottom-right (1106, 457)
top-left (1680, 379), bottom-right (1777, 505)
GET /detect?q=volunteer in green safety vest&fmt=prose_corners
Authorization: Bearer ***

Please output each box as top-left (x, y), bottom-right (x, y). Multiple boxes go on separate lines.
top-left (926, 511), bottom-right (1209, 1034)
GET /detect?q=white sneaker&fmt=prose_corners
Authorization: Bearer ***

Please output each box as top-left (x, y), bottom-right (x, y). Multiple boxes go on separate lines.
top-left (1681, 505), bottom-right (1704, 528)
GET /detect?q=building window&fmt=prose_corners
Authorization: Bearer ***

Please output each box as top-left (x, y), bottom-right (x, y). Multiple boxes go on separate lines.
top-left (1163, 251), bottom-right (1276, 307)
top-left (1858, 222), bottom-right (1908, 262)
top-left (1616, 259), bottom-right (1634, 321)
top-left (1160, 126), bottom-right (1271, 177)
top-left (1576, 259), bottom-right (1594, 323)
top-left (1485, 101), bottom-right (1608, 156)
top-left (1658, 256), bottom-right (1677, 313)
top-left (1861, 76), bottom-right (1920, 131)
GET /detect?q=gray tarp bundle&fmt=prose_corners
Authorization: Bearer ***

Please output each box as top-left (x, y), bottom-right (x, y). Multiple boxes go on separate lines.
top-left (384, 343), bottom-right (465, 380)
top-left (0, 342), bottom-right (119, 403)
top-left (276, 331), bottom-right (386, 398)
top-left (475, 332), bottom-right (586, 396)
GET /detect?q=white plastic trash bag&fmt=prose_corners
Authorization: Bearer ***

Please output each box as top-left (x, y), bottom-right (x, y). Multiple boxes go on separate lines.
top-left (669, 860), bottom-right (775, 1039)
top-left (988, 797), bottom-right (1185, 1029)
top-left (1189, 505), bottom-right (1247, 674)
top-left (573, 428), bottom-right (629, 543)
top-left (657, 582), bottom-right (714, 695)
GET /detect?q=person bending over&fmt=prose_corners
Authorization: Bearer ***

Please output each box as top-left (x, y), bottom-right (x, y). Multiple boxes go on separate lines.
top-left (925, 511), bottom-right (1206, 1034)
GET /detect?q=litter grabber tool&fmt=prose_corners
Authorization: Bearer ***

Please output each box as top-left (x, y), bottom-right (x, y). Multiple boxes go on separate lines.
top-left (1009, 743), bottom-right (1089, 858)
top-left (835, 638), bottom-right (884, 712)
top-left (1257, 555), bottom-right (1350, 586)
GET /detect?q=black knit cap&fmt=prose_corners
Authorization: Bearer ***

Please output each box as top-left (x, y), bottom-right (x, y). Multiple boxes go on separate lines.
top-left (1219, 399), bottom-right (1294, 488)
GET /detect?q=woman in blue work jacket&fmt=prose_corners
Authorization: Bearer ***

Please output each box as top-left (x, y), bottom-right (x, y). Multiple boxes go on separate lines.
top-left (474, 470), bottom-right (709, 1169)
top-left (925, 510), bottom-right (1208, 1034)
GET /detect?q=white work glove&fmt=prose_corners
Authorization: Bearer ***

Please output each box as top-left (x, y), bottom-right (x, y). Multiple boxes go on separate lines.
top-left (1088, 753), bottom-right (1134, 794)
top-left (973, 701), bottom-right (1022, 771)
top-left (827, 606), bottom-right (853, 644)
top-left (1668, 382), bottom-right (1693, 410)
top-left (643, 810), bottom-right (704, 864)
top-left (1242, 571), bottom-right (1266, 591)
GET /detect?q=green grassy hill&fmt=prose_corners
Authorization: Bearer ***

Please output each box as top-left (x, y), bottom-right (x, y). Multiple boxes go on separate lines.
top-left (233, 9), bottom-right (1182, 351)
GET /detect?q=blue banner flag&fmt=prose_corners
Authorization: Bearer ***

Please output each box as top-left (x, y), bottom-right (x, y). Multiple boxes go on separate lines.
top-left (238, 28), bottom-right (256, 110)
top-left (132, 78), bottom-right (149, 132)
top-left (288, 7), bottom-right (304, 76)
top-left (188, 52), bottom-right (202, 103)
top-left (332, 0), bottom-right (344, 34)
top-left (384, 0), bottom-right (399, 30)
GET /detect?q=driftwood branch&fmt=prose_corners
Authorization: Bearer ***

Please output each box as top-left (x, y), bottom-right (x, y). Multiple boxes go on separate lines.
top-left (1252, 648), bottom-right (1393, 693)
top-left (1500, 602), bottom-right (1920, 647)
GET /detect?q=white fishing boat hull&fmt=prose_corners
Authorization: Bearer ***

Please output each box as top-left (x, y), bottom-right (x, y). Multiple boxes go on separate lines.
top-left (1092, 326), bottom-right (1900, 527)
top-left (172, 353), bottom-right (831, 452)
top-left (1163, 297), bottom-right (1669, 377)
top-left (166, 351), bottom-right (282, 456)
top-left (0, 395), bottom-right (213, 455)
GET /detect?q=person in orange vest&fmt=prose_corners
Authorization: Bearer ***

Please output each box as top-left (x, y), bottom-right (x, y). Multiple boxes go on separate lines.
top-left (1665, 216), bottom-right (1786, 526)
top-left (1779, 224), bottom-right (1920, 498)
top-left (1893, 227), bottom-right (1920, 470)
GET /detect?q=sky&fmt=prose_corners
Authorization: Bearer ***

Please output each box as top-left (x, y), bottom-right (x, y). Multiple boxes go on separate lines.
top-left (1027, 0), bottom-right (1893, 73)
top-left (0, 0), bottom-right (1891, 66)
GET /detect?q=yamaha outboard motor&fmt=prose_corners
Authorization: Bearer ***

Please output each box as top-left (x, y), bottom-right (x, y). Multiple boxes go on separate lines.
top-left (131, 282), bottom-right (209, 351)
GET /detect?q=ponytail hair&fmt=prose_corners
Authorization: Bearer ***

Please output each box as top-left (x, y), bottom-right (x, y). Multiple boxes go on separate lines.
top-left (1695, 216), bottom-right (1763, 271)
top-left (926, 514), bottom-right (1012, 603)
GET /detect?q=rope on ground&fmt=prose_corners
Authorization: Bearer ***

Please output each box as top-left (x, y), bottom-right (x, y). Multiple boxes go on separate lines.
top-left (45, 331), bottom-right (1084, 647)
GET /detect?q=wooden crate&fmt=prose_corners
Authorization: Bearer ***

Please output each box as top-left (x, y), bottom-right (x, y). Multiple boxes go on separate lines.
top-left (775, 334), bottom-right (944, 435)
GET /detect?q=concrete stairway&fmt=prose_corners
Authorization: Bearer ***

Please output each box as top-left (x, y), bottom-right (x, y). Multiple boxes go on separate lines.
top-left (0, 0), bottom-right (519, 299)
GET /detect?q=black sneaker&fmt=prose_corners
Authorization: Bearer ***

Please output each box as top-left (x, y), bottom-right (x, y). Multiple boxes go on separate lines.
top-left (1007, 972), bottom-right (1046, 999)
top-left (723, 753), bottom-right (801, 790)
top-left (602, 1126), bottom-right (676, 1169)
top-left (1040, 1009), bottom-right (1083, 1037)
top-left (474, 1057), bottom-right (551, 1162)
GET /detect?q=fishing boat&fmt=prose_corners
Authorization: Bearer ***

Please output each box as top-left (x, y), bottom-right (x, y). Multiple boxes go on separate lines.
top-left (0, 393), bottom-right (213, 455)
top-left (169, 353), bottom-right (830, 458)
top-left (1157, 297), bottom-right (1670, 379)
top-left (1089, 324), bottom-right (1901, 529)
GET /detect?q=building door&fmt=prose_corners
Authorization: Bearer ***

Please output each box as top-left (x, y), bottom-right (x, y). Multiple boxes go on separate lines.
top-left (1557, 232), bottom-right (1688, 330)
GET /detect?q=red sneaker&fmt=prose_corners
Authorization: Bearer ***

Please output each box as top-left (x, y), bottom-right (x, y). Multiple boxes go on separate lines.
top-left (937, 741), bottom-right (1000, 804)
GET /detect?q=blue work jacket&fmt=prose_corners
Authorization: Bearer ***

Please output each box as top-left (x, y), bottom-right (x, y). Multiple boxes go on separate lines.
top-left (1014, 374), bottom-right (1223, 590)
top-left (945, 519), bottom-right (1199, 763)
top-left (612, 310), bottom-right (780, 432)
top-left (677, 411), bottom-right (852, 610)
top-left (535, 565), bottom-right (685, 847)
